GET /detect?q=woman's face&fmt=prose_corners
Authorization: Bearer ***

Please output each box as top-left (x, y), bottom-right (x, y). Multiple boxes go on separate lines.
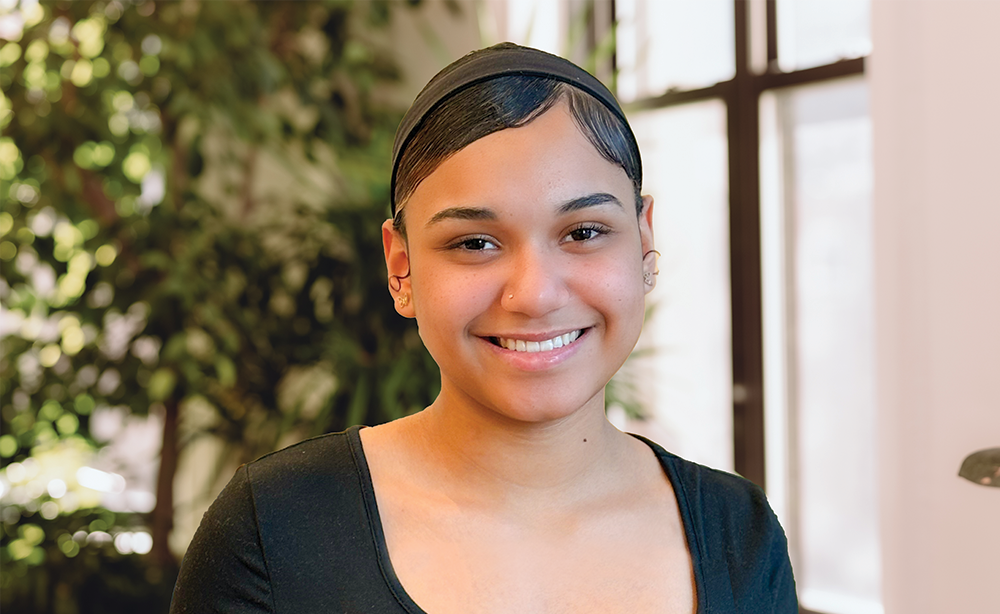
top-left (383, 100), bottom-right (655, 425)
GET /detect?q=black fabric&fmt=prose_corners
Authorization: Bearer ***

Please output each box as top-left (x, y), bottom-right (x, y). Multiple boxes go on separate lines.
top-left (170, 426), bottom-right (797, 613)
top-left (390, 43), bottom-right (640, 215)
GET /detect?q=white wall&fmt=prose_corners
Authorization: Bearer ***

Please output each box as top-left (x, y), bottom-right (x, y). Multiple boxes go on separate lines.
top-left (383, 0), bottom-right (483, 107)
top-left (870, 2), bottom-right (1000, 612)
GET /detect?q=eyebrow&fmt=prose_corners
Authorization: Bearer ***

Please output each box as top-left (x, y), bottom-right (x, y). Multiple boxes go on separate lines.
top-left (424, 192), bottom-right (623, 227)
top-left (426, 207), bottom-right (497, 227)
top-left (557, 192), bottom-right (623, 214)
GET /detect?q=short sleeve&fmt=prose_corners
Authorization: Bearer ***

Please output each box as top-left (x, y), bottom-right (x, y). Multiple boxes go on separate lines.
top-left (169, 465), bottom-right (275, 614)
top-left (720, 481), bottom-right (798, 613)
top-left (762, 503), bottom-right (797, 613)
top-left (646, 439), bottom-right (799, 613)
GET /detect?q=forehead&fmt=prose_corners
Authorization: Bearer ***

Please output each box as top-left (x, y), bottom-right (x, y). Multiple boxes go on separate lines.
top-left (401, 102), bottom-right (634, 225)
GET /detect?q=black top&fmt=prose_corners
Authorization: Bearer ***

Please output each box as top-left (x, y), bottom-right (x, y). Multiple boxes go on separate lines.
top-left (169, 426), bottom-right (797, 613)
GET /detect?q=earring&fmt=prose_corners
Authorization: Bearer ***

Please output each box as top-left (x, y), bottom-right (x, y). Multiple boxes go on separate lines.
top-left (397, 294), bottom-right (410, 308)
top-left (389, 272), bottom-right (410, 293)
top-left (643, 249), bottom-right (661, 275)
top-left (643, 249), bottom-right (661, 286)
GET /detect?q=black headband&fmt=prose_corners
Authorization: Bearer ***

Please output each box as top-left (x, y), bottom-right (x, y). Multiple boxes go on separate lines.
top-left (390, 42), bottom-right (639, 214)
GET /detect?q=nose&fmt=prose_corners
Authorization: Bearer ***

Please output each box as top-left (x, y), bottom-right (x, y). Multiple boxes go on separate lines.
top-left (501, 248), bottom-right (570, 317)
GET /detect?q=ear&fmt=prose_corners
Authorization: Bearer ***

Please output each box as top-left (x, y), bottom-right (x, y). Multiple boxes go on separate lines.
top-left (382, 219), bottom-right (416, 318)
top-left (639, 195), bottom-right (655, 248)
top-left (638, 195), bottom-right (657, 294)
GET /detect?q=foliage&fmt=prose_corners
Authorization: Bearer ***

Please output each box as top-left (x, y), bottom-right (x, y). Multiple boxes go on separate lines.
top-left (0, 1), bottom-right (439, 611)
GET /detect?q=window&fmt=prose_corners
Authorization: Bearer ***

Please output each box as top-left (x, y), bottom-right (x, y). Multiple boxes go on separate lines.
top-left (761, 77), bottom-right (880, 614)
top-left (629, 100), bottom-right (733, 472)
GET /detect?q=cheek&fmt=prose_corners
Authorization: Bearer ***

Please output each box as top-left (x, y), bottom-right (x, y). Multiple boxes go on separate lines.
top-left (410, 264), bottom-right (494, 327)
top-left (576, 256), bottom-right (646, 323)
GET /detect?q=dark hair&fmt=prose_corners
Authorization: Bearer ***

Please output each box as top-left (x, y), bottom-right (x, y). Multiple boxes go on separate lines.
top-left (392, 74), bottom-right (642, 232)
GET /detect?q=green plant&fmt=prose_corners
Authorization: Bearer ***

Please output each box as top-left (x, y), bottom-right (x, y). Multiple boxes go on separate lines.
top-left (1, 1), bottom-right (438, 611)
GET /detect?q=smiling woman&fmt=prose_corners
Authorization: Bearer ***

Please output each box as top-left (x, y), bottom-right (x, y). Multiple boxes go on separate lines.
top-left (169, 44), bottom-right (797, 614)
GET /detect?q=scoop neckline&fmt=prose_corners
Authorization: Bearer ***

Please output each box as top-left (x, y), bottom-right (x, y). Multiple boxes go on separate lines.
top-left (344, 424), bottom-right (706, 614)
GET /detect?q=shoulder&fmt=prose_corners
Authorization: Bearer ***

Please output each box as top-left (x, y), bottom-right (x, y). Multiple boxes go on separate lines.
top-left (660, 450), bottom-right (775, 532)
top-left (239, 428), bottom-right (374, 554)
top-left (243, 428), bottom-right (359, 498)
top-left (636, 437), bottom-right (798, 613)
top-left (635, 436), bottom-right (778, 538)
top-left (172, 427), bottom-right (396, 612)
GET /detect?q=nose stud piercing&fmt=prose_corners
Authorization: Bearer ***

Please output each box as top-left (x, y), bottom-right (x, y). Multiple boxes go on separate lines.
top-left (397, 294), bottom-right (410, 308)
top-left (508, 294), bottom-right (514, 300)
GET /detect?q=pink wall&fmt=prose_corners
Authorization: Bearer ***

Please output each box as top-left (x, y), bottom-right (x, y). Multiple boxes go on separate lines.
top-left (871, 1), bottom-right (1000, 612)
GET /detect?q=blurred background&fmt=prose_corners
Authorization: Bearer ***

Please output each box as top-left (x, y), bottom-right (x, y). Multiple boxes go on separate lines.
top-left (0, 1), bottom-right (996, 613)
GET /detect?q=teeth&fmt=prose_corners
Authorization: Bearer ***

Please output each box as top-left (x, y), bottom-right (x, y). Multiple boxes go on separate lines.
top-left (497, 330), bottom-right (581, 353)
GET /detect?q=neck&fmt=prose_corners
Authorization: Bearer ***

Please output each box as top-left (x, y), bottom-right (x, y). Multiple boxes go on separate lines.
top-left (407, 387), bottom-right (633, 509)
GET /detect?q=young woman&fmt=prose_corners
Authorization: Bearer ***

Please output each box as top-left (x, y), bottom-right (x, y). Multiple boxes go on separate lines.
top-left (170, 43), bottom-right (797, 614)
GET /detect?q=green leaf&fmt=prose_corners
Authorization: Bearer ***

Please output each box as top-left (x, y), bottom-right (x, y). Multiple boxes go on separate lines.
top-left (147, 368), bottom-right (177, 402)
top-left (214, 355), bottom-right (236, 388)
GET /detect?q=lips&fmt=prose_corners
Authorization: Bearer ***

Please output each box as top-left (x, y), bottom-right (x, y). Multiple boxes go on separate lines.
top-left (489, 329), bottom-right (583, 353)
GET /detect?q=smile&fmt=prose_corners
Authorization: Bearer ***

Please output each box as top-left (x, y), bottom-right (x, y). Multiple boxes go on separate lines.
top-left (490, 330), bottom-right (583, 353)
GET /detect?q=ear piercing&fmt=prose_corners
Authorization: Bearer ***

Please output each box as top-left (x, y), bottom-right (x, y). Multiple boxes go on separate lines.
top-left (391, 273), bottom-right (412, 307)
top-left (389, 273), bottom-right (410, 293)
top-left (643, 249), bottom-right (661, 271)
top-left (643, 249), bottom-right (661, 286)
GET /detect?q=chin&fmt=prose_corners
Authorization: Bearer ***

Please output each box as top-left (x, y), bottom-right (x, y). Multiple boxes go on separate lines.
top-left (481, 385), bottom-right (607, 427)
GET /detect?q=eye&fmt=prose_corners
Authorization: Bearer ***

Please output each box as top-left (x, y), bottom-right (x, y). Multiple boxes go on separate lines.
top-left (565, 223), bottom-right (609, 243)
top-left (450, 236), bottom-right (498, 251)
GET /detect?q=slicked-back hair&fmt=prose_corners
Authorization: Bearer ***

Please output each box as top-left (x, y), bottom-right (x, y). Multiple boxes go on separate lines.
top-left (392, 75), bottom-right (642, 233)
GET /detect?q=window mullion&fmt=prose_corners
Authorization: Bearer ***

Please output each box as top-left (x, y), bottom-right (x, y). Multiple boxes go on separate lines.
top-left (728, 0), bottom-right (768, 490)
